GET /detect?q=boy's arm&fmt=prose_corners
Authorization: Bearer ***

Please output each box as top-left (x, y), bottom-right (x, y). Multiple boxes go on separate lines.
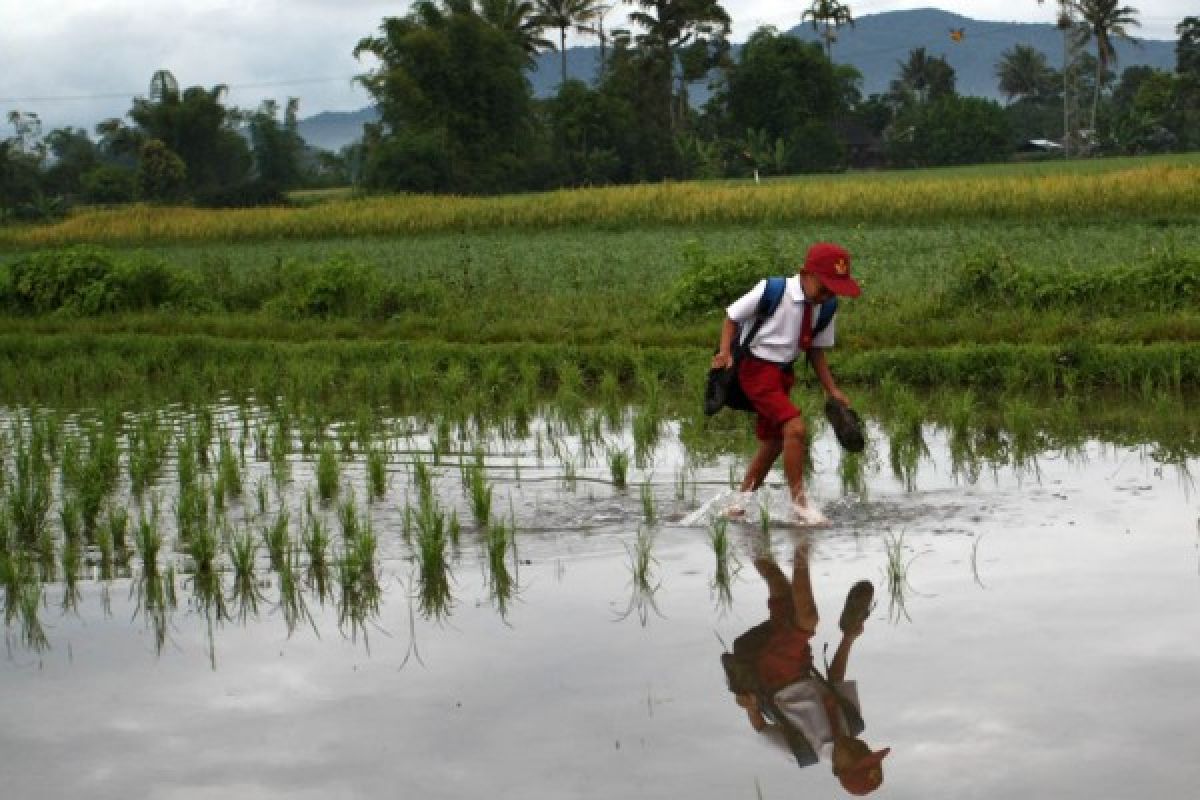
top-left (808, 348), bottom-right (849, 406)
top-left (712, 317), bottom-right (738, 370)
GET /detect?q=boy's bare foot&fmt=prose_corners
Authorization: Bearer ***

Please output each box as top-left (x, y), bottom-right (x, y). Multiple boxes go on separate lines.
top-left (722, 491), bottom-right (755, 519)
top-left (790, 502), bottom-right (829, 526)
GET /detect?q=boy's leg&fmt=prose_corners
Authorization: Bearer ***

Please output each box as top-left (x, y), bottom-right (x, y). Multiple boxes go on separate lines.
top-left (781, 416), bottom-right (809, 506)
top-left (740, 439), bottom-right (783, 492)
top-left (789, 541), bottom-right (819, 632)
top-left (754, 555), bottom-right (791, 603)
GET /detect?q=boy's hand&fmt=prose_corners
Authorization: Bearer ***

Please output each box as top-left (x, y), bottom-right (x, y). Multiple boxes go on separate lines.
top-left (711, 351), bottom-right (734, 370)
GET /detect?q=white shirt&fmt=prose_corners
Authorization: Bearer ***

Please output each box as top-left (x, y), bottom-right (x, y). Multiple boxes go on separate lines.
top-left (763, 679), bottom-right (861, 761)
top-left (725, 276), bottom-right (836, 364)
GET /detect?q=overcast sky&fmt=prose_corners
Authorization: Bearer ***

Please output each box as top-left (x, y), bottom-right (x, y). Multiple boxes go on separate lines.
top-left (1, 1), bottom-right (1192, 132)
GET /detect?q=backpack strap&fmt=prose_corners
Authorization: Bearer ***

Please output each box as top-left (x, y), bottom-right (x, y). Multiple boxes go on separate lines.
top-left (813, 297), bottom-right (838, 338)
top-left (738, 276), bottom-right (788, 355)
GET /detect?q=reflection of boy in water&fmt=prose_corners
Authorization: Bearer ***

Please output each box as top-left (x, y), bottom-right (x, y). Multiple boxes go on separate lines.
top-left (723, 539), bottom-right (890, 795)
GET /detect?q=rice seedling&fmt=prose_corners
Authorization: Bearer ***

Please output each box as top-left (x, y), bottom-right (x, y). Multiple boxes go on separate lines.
top-left (463, 452), bottom-right (493, 528)
top-left (710, 518), bottom-right (742, 613)
top-left (838, 450), bottom-right (869, 499)
top-left (337, 423), bottom-right (356, 459)
top-left (247, 477), bottom-right (265, 516)
top-left (337, 517), bottom-right (382, 643)
top-left (59, 493), bottom-right (82, 543)
top-left (133, 505), bottom-right (163, 573)
top-left (187, 516), bottom-right (220, 577)
top-left (882, 530), bottom-right (920, 624)
top-left (269, 415), bottom-right (292, 485)
top-left (262, 510), bottom-right (290, 573)
top-left (483, 517), bottom-right (518, 616)
top-left (302, 509), bottom-right (333, 603)
top-left (640, 482), bottom-right (657, 526)
top-left (316, 442), bottom-right (340, 503)
top-left (632, 407), bottom-right (662, 469)
top-left (128, 412), bottom-right (170, 497)
top-left (96, 519), bottom-right (115, 581)
top-left (13, 570), bottom-right (49, 653)
top-left (175, 480), bottom-right (209, 543)
top-left (970, 534), bottom-right (986, 589)
top-left (559, 454), bottom-right (577, 492)
top-left (608, 447), bottom-right (630, 490)
top-left (104, 504), bottom-right (129, 561)
top-left (217, 432), bottom-right (243, 499)
top-left (228, 527), bottom-right (262, 622)
top-left (411, 500), bottom-right (454, 622)
top-left (60, 537), bottom-right (82, 612)
top-left (277, 541), bottom-right (315, 639)
top-left (35, 523), bottom-right (57, 581)
top-left (618, 525), bottom-right (663, 626)
top-left (8, 428), bottom-right (51, 544)
top-left (412, 455), bottom-right (437, 515)
top-left (367, 443), bottom-right (387, 502)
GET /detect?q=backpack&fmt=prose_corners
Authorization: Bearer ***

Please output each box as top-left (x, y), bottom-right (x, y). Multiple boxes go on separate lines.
top-left (704, 277), bottom-right (837, 416)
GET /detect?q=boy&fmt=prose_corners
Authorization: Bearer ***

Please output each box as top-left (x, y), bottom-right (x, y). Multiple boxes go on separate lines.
top-left (710, 242), bottom-right (861, 524)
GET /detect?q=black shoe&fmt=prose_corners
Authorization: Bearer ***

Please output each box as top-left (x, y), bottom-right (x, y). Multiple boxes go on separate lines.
top-left (824, 397), bottom-right (865, 453)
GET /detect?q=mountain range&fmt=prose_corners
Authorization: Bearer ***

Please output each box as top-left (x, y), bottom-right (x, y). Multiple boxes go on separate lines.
top-left (298, 8), bottom-right (1178, 152)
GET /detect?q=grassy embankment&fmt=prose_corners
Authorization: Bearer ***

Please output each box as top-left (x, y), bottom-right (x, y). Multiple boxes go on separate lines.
top-left (1, 155), bottom-right (1199, 405)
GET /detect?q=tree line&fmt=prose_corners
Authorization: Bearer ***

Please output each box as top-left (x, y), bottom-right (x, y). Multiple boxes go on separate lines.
top-left (2, 1), bottom-right (1198, 216)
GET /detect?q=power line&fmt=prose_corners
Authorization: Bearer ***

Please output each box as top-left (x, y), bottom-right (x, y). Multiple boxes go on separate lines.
top-left (0, 75), bottom-right (360, 105)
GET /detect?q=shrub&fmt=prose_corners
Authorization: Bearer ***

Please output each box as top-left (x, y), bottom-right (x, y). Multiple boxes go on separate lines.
top-left (194, 180), bottom-right (287, 209)
top-left (945, 247), bottom-right (1200, 312)
top-left (81, 165), bottom-right (137, 204)
top-left (265, 256), bottom-right (447, 320)
top-left (0, 246), bottom-right (198, 315)
top-left (658, 240), bottom-right (791, 319)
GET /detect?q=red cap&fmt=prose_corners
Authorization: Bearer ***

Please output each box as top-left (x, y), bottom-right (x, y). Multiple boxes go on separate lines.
top-left (802, 242), bottom-right (861, 298)
top-left (836, 747), bottom-right (891, 795)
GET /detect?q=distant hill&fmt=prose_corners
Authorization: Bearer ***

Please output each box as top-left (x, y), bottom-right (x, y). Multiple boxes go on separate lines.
top-left (527, 8), bottom-right (1177, 101)
top-left (297, 107), bottom-right (379, 153)
top-left (303, 8), bottom-right (1177, 152)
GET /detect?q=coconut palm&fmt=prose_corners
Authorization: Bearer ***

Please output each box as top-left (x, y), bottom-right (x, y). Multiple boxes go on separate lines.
top-left (1071, 0), bottom-right (1140, 132)
top-left (479, 0), bottom-right (554, 68)
top-left (801, 0), bottom-right (854, 63)
top-left (996, 44), bottom-right (1057, 104)
top-left (535, 0), bottom-right (607, 85)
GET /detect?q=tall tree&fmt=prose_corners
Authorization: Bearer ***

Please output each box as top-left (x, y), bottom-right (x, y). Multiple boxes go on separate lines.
top-left (801, 0), bottom-right (854, 63)
top-left (1071, 0), bottom-right (1140, 133)
top-left (354, 0), bottom-right (536, 192)
top-left (247, 98), bottom-right (305, 189)
top-left (479, 0), bottom-right (553, 66)
top-left (128, 78), bottom-right (251, 195)
top-left (892, 47), bottom-right (955, 105)
top-left (996, 44), bottom-right (1058, 104)
top-left (725, 27), bottom-right (844, 171)
top-left (623, 1), bottom-right (732, 130)
top-left (536, 0), bottom-right (605, 85)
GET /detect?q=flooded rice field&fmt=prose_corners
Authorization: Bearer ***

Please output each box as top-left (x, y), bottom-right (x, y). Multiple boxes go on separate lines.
top-left (2, 399), bottom-right (1198, 798)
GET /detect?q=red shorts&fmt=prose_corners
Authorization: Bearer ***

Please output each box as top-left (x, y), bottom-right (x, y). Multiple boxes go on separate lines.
top-left (738, 357), bottom-right (800, 441)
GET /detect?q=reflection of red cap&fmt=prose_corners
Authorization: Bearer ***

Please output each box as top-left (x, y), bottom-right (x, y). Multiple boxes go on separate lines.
top-left (803, 242), bottom-right (861, 298)
top-left (836, 747), bottom-right (891, 795)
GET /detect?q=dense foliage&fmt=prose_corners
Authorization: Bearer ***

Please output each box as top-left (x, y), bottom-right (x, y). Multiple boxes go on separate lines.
top-left (2, 2), bottom-right (1200, 215)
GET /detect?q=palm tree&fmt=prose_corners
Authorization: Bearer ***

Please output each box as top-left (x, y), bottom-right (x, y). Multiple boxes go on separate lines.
top-left (535, 0), bottom-right (606, 85)
top-left (479, 0), bottom-right (554, 68)
top-left (801, 0), bottom-right (854, 63)
top-left (1071, 0), bottom-right (1140, 133)
top-left (996, 44), bottom-right (1056, 104)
